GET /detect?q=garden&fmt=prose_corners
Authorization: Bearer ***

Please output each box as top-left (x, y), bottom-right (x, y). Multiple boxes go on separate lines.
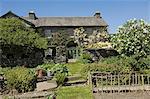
top-left (0, 18), bottom-right (150, 99)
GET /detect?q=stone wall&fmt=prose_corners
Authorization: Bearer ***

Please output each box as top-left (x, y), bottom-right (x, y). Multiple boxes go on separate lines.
top-left (37, 26), bottom-right (107, 37)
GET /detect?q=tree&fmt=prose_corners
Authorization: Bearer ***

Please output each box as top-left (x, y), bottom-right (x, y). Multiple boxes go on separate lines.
top-left (0, 18), bottom-right (48, 67)
top-left (0, 18), bottom-right (47, 49)
top-left (111, 19), bottom-right (150, 57)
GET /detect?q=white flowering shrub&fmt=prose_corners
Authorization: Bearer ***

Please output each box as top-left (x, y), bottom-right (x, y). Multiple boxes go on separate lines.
top-left (111, 19), bottom-right (150, 56)
top-left (73, 27), bottom-right (87, 47)
top-left (74, 27), bottom-right (109, 48)
top-left (88, 29), bottom-right (109, 44)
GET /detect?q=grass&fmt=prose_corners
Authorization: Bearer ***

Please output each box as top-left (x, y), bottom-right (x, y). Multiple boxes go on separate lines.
top-left (56, 86), bottom-right (93, 99)
top-left (65, 62), bottom-right (86, 75)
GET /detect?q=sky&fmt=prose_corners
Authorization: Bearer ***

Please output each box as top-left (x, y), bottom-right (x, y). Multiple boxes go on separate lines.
top-left (0, 0), bottom-right (150, 34)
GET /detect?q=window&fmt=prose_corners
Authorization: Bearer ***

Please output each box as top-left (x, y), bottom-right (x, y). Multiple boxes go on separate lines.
top-left (44, 29), bottom-right (51, 38)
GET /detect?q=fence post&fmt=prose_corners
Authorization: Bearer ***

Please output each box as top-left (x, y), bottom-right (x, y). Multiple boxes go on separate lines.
top-left (141, 74), bottom-right (144, 91)
top-left (118, 74), bottom-right (120, 93)
top-left (147, 74), bottom-right (149, 85)
top-left (111, 74), bottom-right (113, 93)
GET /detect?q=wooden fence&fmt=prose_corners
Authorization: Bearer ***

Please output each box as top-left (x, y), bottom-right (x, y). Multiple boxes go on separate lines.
top-left (90, 72), bottom-right (150, 93)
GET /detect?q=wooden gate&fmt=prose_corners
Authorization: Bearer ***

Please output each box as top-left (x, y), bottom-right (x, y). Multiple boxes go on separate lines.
top-left (90, 72), bottom-right (150, 93)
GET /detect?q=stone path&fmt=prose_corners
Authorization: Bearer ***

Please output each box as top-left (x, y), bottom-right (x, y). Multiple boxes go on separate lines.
top-left (2, 81), bottom-right (57, 99)
top-left (36, 81), bottom-right (57, 92)
top-left (93, 91), bottom-right (150, 99)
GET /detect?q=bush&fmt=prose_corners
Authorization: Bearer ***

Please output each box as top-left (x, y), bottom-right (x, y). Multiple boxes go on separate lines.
top-left (4, 67), bottom-right (36, 93)
top-left (111, 19), bottom-right (150, 57)
top-left (50, 64), bottom-right (69, 86)
top-left (79, 52), bottom-right (93, 64)
top-left (81, 56), bottom-right (132, 78)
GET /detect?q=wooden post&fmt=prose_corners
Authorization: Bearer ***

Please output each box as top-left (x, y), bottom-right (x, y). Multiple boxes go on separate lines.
top-left (125, 74), bottom-right (127, 93)
top-left (135, 73), bottom-right (137, 85)
top-left (141, 75), bottom-right (144, 91)
top-left (118, 74), bottom-right (120, 93)
top-left (147, 75), bottom-right (149, 85)
top-left (111, 74), bottom-right (113, 93)
top-left (101, 76), bottom-right (103, 93)
top-left (132, 74), bottom-right (134, 86)
top-left (106, 74), bottom-right (108, 93)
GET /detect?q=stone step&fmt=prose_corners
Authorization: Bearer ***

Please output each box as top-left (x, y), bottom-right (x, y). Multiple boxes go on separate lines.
top-left (66, 75), bottom-right (82, 81)
top-left (5, 91), bottom-right (55, 99)
top-left (64, 79), bottom-right (87, 86)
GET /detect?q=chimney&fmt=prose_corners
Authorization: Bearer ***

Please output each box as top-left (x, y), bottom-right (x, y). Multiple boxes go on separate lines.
top-left (94, 11), bottom-right (101, 18)
top-left (29, 11), bottom-right (37, 20)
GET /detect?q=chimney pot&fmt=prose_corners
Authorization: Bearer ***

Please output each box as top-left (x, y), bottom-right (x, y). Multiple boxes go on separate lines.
top-left (29, 11), bottom-right (37, 20)
top-left (94, 11), bottom-right (101, 18)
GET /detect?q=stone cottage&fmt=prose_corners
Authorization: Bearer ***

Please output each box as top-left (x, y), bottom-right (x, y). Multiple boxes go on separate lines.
top-left (0, 11), bottom-right (108, 65)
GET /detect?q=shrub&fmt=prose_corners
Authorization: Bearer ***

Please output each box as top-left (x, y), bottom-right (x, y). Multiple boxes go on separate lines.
top-left (111, 19), bottom-right (150, 57)
top-left (4, 67), bottom-right (36, 93)
top-left (81, 56), bottom-right (132, 78)
top-left (55, 73), bottom-right (67, 86)
top-left (79, 52), bottom-right (93, 64)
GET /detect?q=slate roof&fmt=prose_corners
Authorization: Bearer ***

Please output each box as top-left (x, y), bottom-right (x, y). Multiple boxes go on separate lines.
top-left (1, 11), bottom-right (108, 27)
top-left (22, 17), bottom-right (108, 27)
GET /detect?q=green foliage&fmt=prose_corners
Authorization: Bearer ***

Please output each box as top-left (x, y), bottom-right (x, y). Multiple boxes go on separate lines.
top-left (0, 18), bottom-right (47, 49)
top-left (81, 56), bottom-right (132, 78)
top-left (130, 55), bottom-right (150, 71)
top-left (3, 67), bottom-right (36, 93)
top-left (55, 72), bottom-right (67, 86)
top-left (51, 64), bottom-right (69, 74)
top-left (111, 19), bottom-right (150, 56)
top-left (56, 86), bottom-right (93, 99)
top-left (51, 64), bottom-right (69, 86)
top-left (37, 64), bottom-right (55, 71)
top-left (79, 52), bottom-right (93, 63)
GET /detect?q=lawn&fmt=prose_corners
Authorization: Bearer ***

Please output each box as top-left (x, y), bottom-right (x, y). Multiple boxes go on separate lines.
top-left (65, 62), bottom-right (86, 75)
top-left (56, 86), bottom-right (93, 99)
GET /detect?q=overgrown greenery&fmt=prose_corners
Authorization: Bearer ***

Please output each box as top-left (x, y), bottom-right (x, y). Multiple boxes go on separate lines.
top-left (110, 19), bottom-right (150, 70)
top-left (0, 18), bottom-right (47, 49)
top-left (3, 67), bottom-right (36, 93)
top-left (0, 18), bottom-right (48, 67)
top-left (81, 56), bottom-right (132, 77)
